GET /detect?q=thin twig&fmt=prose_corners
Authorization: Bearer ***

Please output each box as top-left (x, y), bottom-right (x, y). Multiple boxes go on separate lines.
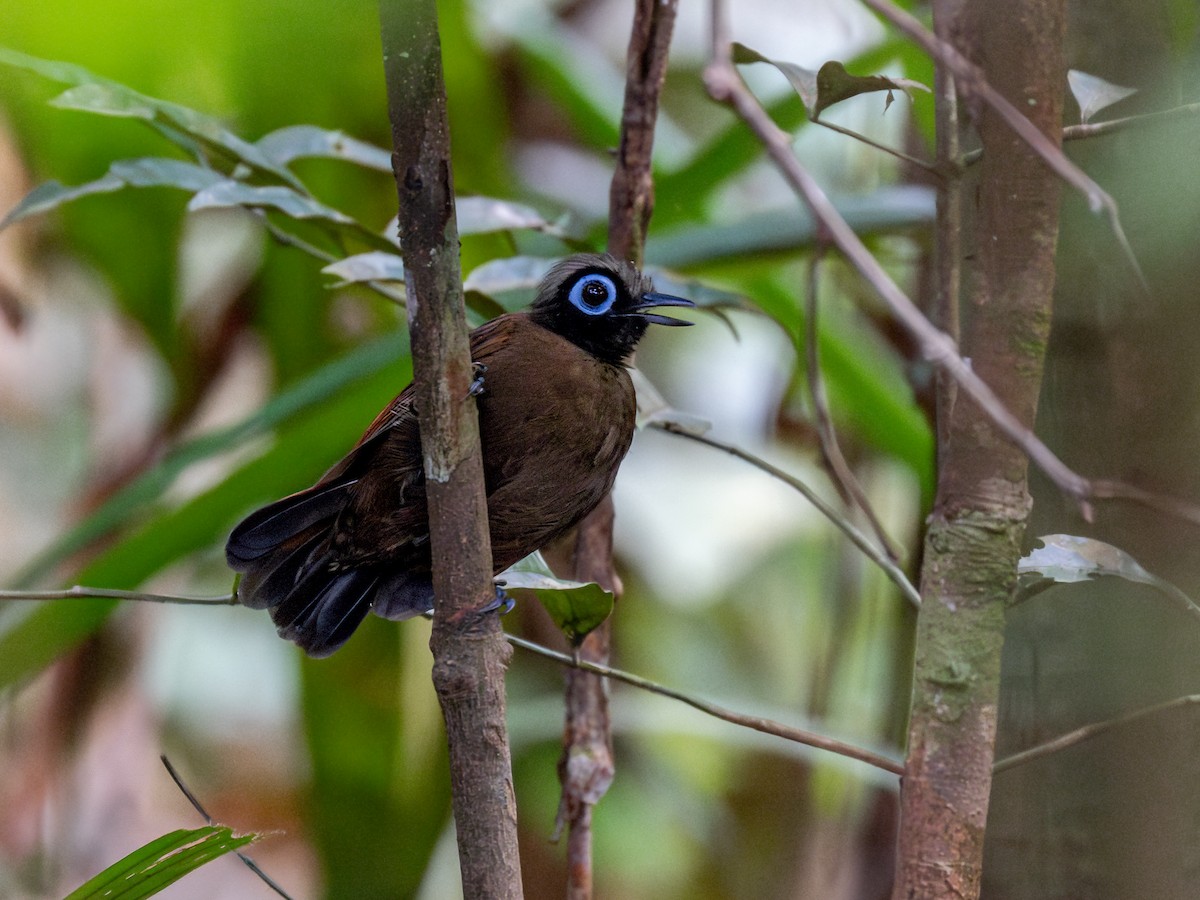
top-left (651, 421), bottom-right (922, 608)
top-left (704, 0), bottom-right (1200, 531)
top-left (992, 695), bottom-right (1200, 774)
top-left (507, 634), bottom-right (905, 776)
top-left (804, 250), bottom-right (904, 562)
top-left (1062, 101), bottom-right (1200, 140)
top-left (857, 0), bottom-right (1148, 293)
top-left (0, 587), bottom-right (237, 605)
top-left (815, 118), bottom-right (937, 173)
top-left (257, 214), bottom-right (408, 307)
top-left (160, 755), bottom-right (294, 899)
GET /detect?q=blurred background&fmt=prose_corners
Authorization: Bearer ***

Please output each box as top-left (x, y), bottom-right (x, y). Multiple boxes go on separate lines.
top-left (0, 0), bottom-right (1197, 897)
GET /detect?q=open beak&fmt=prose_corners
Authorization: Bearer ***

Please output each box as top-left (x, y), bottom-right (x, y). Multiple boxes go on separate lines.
top-left (623, 291), bottom-right (696, 326)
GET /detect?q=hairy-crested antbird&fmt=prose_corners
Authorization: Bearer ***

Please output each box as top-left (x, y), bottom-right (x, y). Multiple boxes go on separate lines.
top-left (226, 253), bottom-right (693, 656)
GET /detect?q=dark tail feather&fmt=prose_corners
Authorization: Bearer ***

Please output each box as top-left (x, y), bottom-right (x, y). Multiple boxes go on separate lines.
top-left (226, 481), bottom-right (354, 567)
top-left (373, 572), bottom-right (435, 621)
top-left (236, 532), bottom-right (326, 610)
top-left (273, 564), bottom-right (379, 658)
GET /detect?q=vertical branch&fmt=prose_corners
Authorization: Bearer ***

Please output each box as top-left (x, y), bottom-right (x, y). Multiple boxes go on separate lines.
top-left (558, 1), bottom-right (678, 898)
top-left (379, 2), bottom-right (522, 897)
top-left (892, 0), bottom-right (1066, 896)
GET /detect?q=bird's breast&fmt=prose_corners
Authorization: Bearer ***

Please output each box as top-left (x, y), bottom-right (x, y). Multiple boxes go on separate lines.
top-left (471, 318), bottom-right (636, 568)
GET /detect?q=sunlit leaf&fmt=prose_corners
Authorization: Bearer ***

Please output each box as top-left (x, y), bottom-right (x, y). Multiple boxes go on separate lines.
top-left (64, 825), bottom-right (258, 900)
top-left (322, 251), bottom-right (408, 286)
top-left (1067, 69), bottom-right (1137, 124)
top-left (458, 196), bottom-right (559, 236)
top-left (256, 124), bottom-right (393, 170)
top-left (1018, 534), bottom-right (1200, 619)
top-left (501, 552), bottom-right (613, 645)
top-left (1, 175), bottom-right (125, 229)
top-left (188, 180), bottom-right (396, 251)
top-left (2, 158), bottom-right (223, 230)
top-left (0, 47), bottom-right (302, 189)
top-left (463, 255), bottom-right (559, 295)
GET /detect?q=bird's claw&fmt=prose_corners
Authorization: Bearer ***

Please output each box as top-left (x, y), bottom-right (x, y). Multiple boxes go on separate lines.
top-left (468, 362), bottom-right (488, 398)
top-left (482, 584), bottom-right (515, 616)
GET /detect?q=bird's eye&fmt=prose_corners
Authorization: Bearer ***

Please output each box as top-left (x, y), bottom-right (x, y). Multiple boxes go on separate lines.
top-left (567, 273), bottom-right (617, 316)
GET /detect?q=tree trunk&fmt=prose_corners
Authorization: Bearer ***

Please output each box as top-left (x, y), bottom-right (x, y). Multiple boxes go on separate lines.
top-left (893, 0), bottom-right (1067, 896)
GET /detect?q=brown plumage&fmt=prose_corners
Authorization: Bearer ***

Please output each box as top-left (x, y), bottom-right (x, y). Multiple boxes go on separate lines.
top-left (226, 253), bottom-right (693, 656)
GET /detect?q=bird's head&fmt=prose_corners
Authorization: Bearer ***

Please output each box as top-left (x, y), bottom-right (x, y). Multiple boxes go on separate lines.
top-left (529, 253), bottom-right (694, 364)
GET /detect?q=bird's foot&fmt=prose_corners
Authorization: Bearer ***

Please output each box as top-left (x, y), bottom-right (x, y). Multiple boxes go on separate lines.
top-left (468, 362), bottom-right (488, 398)
top-left (481, 584), bottom-right (514, 616)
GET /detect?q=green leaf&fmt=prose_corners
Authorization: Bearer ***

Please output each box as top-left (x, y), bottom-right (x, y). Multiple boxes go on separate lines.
top-left (322, 251), bottom-right (408, 286)
top-left (502, 552), bottom-right (614, 645)
top-left (0, 47), bottom-right (302, 189)
top-left (463, 255), bottom-right (558, 296)
top-left (733, 45), bottom-right (930, 121)
top-left (813, 60), bottom-right (929, 120)
top-left (2, 158), bottom-right (222, 230)
top-left (1018, 534), bottom-right (1200, 620)
top-left (256, 124), bottom-right (392, 170)
top-left (63, 825), bottom-right (257, 900)
top-left (187, 180), bottom-right (397, 251)
top-left (456, 196), bottom-right (578, 238)
top-left (1067, 70), bottom-right (1137, 124)
top-left (733, 43), bottom-right (818, 112)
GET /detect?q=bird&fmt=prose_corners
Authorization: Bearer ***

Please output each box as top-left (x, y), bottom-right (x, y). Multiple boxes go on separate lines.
top-left (225, 253), bottom-right (694, 657)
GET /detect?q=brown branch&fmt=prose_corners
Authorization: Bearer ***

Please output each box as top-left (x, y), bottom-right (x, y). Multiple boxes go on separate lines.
top-left (703, 0), bottom-right (1200, 533)
top-left (559, 3), bottom-right (679, 898)
top-left (893, 0), bottom-right (1066, 894)
top-left (511, 634), bottom-right (904, 777)
top-left (992, 695), bottom-right (1200, 774)
top-left (804, 250), bottom-right (904, 563)
top-left (379, 2), bottom-right (522, 897)
top-left (0, 587), bottom-right (237, 605)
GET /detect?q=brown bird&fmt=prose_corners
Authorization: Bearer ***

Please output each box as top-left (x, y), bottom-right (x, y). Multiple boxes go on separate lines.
top-left (226, 253), bottom-right (694, 656)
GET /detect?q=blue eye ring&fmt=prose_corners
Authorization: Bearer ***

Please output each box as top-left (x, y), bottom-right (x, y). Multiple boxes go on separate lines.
top-left (568, 273), bottom-right (617, 316)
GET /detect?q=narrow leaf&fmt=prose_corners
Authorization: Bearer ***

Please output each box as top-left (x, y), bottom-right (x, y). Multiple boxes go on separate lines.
top-left (256, 124), bottom-right (393, 171)
top-left (462, 255), bottom-right (558, 295)
top-left (2, 159), bottom-right (222, 231)
top-left (500, 552), bottom-right (613, 645)
top-left (814, 60), bottom-right (930, 120)
top-left (188, 181), bottom-right (396, 251)
top-left (457, 196), bottom-right (573, 237)
top-left (0, 48), bottom-right (302, 188)
top-left (1, 175), bottom-right (125, 229)
top-left (1019, 534), bottom-right (1200, 619)
top-left (322, 251), bottom-right (408, 285)
top-left (1067, 70), bottom-right (1138, 124)
top-left (64, 826), bottom-right (257, 900)
top-left (733, 43), bottom-right (818, 113)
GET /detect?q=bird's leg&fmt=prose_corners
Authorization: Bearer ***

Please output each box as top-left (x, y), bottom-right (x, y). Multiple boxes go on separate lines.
top-left (468, 361), bottom-right (488, 398)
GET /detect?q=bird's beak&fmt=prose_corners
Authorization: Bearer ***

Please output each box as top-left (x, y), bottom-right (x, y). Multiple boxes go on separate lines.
top-left (623, 291), bottom-right (696, 326)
